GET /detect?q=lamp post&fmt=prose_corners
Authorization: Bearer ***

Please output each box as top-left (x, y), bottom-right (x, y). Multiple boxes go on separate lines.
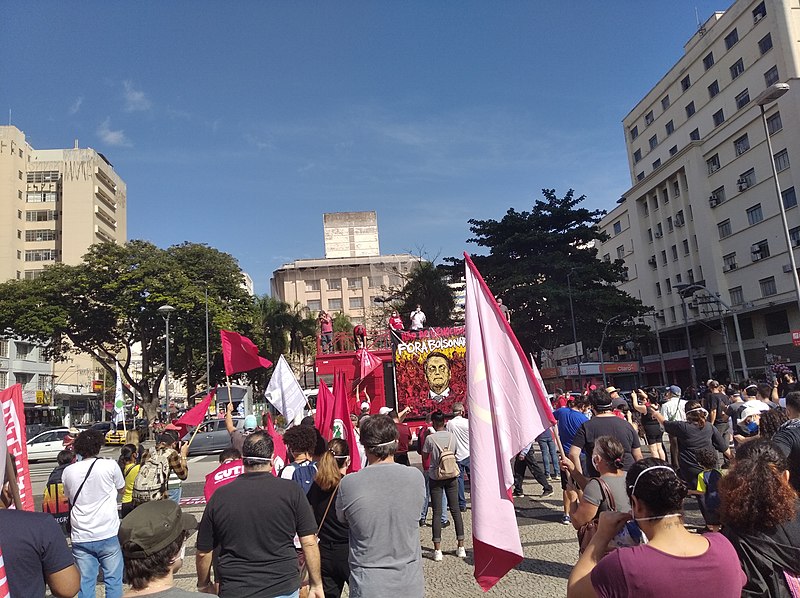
top-left (193, 280), bottom-right (211, 392)
top-left (567, 268), bottom-right (583, 389)
top-left (600, 315), bottom-right (624, 388)
top-left (158, 305), bottom-right (176, 416)
top-left (756, 83), bottom-right (800, 318)
top-left (675, 287), bottom-right (698, 388)
top-left (643, 312), bottom-right (668, 385)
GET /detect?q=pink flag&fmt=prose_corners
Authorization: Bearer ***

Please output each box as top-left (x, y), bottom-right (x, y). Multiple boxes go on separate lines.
top-left (174, 388), bottom-right (216, 428)
top-left (264, 413), bottom-right (288, 475)
top-left (332, 371), bottom-right (362, 473)
top-left (314, 380), bottom-right (335, 441)
top-left (1, 384), bottom-right (34, 511)
top-left (464, 254), bottom-right (555, 591)
top-left (355, 348), bottom-right (382, 380)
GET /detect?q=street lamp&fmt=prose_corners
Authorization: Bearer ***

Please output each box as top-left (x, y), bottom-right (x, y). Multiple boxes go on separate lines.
top-left (756, 83), bottom-right (800, 318)
top-left (157, 305), bottom-right (176, 416)
top-left (600, 315), bottom-right (624, 388)
top-left (642, 312), bottom-right (668, 386)
top-left (193, 280), bottom-right (211, 392)
top-left (673, 286), bottom-right (698, 388)
top-left (567, 268), bottom-right (583, 389)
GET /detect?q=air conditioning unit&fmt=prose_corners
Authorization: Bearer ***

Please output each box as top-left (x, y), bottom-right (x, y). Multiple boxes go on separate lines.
top-left (709, 195), bottom-right (720, 207)
top-left (754, 11), bottom-right (764, 23)
top-left (654, 231), bottom-right (663, 238)
top-left (709, 163), bottom-right (720, 173)
top-left (648, 257), bottom-right (657, 267)
top-left (675, 219), bottom-right (685, 227)
top-left (657, 310), bottom-right (665, 318)
top-left (723, 262), bottom-right (737, 272)
top-left (738, 178), bottom-right (750, 192)
top-left (688, 302), bottom-right (698, 309)
top-left (784, 264), bottom-right (794, 273)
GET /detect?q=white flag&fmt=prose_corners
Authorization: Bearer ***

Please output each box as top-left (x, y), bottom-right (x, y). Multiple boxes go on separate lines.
top-left (264, 355), bottom-right (306, 425)
top-left (113, 362), bottom-right (125, 424)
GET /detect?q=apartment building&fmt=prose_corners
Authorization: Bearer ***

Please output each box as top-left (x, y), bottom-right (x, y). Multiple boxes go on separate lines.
top-left (598, 0), bottom-right (800, 386)
top-left (0, 125), bottom-right (127, 421)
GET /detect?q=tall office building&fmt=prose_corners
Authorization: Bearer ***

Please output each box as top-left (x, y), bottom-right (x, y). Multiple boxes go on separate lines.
top-left (598, 0), bottom-right (800, 386)
top-left (0, 125), bottom-right (127, 420)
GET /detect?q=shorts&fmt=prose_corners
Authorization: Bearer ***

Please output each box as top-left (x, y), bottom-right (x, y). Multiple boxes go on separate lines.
top-left (643, 425), bottom-right (663, 445)
top-left (560, 470), bottom-right (575, 491)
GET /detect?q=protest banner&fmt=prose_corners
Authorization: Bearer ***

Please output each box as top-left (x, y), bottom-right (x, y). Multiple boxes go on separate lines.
top-left (1, 384), bottom-right (34, 511)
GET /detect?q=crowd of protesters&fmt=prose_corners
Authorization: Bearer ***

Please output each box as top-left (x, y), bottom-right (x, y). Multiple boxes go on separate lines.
top-left (4, 377), bottom-right (800, 597)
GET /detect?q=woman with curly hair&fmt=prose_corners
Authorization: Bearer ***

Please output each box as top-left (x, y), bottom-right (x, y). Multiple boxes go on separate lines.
top-left (720, 439), bottom-right (800, 597)
top-left (760, 407), bottom-right (790, 440)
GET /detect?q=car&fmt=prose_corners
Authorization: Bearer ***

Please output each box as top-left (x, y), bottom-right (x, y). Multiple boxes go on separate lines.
top-left (182, 417), bottom-right (243, 456)
top-left (104, 420), bottom-right (150, 445)
top-left (26, 428), bottom-right (70, 462)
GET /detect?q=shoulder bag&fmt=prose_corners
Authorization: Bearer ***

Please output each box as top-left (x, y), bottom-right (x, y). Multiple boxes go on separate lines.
top-left (66, 458), bottom-right (99, 534)
top-left (576, 477), bottom-right (616, 554)
top-left (299, 483), bottom-right (341, 585)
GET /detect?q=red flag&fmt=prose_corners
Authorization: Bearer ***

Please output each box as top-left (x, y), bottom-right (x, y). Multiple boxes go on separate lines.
top-left (174, 388), bottom-right (216, 428)
top-left (314, 380), bottom-right (334, 440)
top-left (355, 348), bottom-right (382, 380)
top-left (332, 371), bottom-right (362, 473)
top-left (264, 413), bottom-right (288, 476)
top-left (204, 459), bottom-right (244, 502)
top-left (220, 330), bottom-right (273, 376)
top-left (464, 254), bottom-right (554, 591)
top-left (1, 384), bottom-right (34, 511)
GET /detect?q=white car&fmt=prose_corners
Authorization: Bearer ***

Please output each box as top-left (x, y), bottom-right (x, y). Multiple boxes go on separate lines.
top-left (26, 428), bottom-right (69, 462)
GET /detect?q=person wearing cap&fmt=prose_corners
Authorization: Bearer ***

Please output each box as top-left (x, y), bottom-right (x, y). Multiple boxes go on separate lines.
top-left (659, 385), bottom-right (686, 470)
top-left (196, 431), bottom-right (323, 597)
top-left (118, 500), bottom-right (200, 596)
top-left (225, 399), bottom-right (261, 453)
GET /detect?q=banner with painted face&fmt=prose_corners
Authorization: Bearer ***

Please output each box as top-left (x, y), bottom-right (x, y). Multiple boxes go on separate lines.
top-left (395, 327), bottom-right (466, 418)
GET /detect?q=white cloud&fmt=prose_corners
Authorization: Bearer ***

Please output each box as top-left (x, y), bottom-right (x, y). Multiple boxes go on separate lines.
top-left (123, 80), bottom-right (152, 112)
top-left (69, 97), bottom-right (83, 114)
top-left (97, 118), bottom-right (132, 147)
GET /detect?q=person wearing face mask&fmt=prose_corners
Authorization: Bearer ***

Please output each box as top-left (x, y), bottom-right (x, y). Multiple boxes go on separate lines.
top-left (118, 500), bottom-right (199, 596)
top-left (733, 405), bottom-right (764, 447)
top-left (567, 458), bottom-right (747, 598)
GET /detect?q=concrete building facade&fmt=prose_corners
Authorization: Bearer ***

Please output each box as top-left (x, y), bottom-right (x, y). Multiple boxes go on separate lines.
top-left (598, 0), bottom-right (800, 386)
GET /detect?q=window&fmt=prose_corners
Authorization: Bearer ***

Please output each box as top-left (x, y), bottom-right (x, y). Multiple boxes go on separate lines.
top-left (660, 250), bottom-right (667, 265)
top-left (703, 52), bottom-right (715, 70)
top-left (783, 186), bottom-right (797, 209)
top-left (630, 126), bottom-right (639, 141)
top-left (688, 268), bottom-right (695, 283)
top-left (665, 120), bottom-right (674, 135)
top-left (681, 75), bottom-right (691, 91)
top-left (707, 154), bottom-right (720, 174)
top-left (760, 277), bottom-right (778, 298)
top-left (713, 109), bottom-right (725, 127)
top-left (0, 372), bottom-right (5, 389)
top-left (649, 135), bottom-right (658, 150)
top-left (349, 297), bottom-right (364, 309)
top-left (656, 282), bottom-right (662, 297)
top-left (669, 145), bottom-right (678, 156)
top-left (723, 252), bottom-right (737, 270)
top-left (26, 192), bottom-right (57, 203)
top-left (643, 201), bottom-right (649, 216)
top-left (25, 210), bottom-right (57, 222)
top-left (675, 274), bottom-right (682, 283)
top-left (37, 375), bottom-right (52, 390)
top-left (633, 149), bottom-right (642, 163)
top-left (753, 1), bottom-right (766, 22)
top-left (656, 223), bottom-right (663, 236)
top-left (652, 159), bottom-right (661, 170)
top-left (689, 128), bottom-right (700, 141)
top-left (673, 180), bottom-right (680, 197)
top-left (752, 239), bottom-right (770, 260)
top-left (616, 245), bottom-right (625, 259)
top-left (774, 149), bottom-right (790, 172)
top-left (666, 279), bottom-right (673, 294)
top-left (734, 134), bottom-right (750, 156)
top-left (746, 204), bottom-right (763, 225)
top-left (327, 278), bottom-right (341, 290)
top-left (0, 340), bottom-right (6, 358)
top-left (670, 307), bottom-right (677, 323)
top-left (347, 277), bottom-right (362, 289)
top-left (767, 112), bottom-right (783, 135)
top-left (708, 80), bottom-right (720, 98)
top-left (765, 311), bottom-right (790, 336)
top-left (667, 217), bottom-right (674, 232)
top-left (730, 58), bottom-right (745, 80)
top-left (765, 65), bottom-right (779, 86)
top-left (740, 168), bottom-right (756, 189)
top-left (368, 275), bottom-right (383, 288)
top-left (645, 111), bottom-right (654, 125)
top-left (683, 239), bottom-right (690, 255)
top-left (613, 221), bottom-right (622, 235)
top-left (637, 172), bottom-right (645, 181)
top-left (25, 229), bottom-right (56, 242)
top-left (24, 249), bottom-right (57, 262)
top-left (729, 286), bottom-right (744, 306)
top-left (661, 95), bottom-right (670, 110)
top-left (759, 33), bottom-right (773, 54)
top-left (718, 219), bottom-right (732, 239)
top-left (671, 245), bottom-right (678, 261)
top-left (686, 102), bottom-right (696, 118)
top-left (306, 299), bottom-right (321, 312)
top-left (15, 343), bottom-right (32, 360)
top-left (725, 28), bottom-right (739, 49)
top-left (647, 228), bottom-right (653, 243)
top-left (24, 270), bottom-right (42, 280)
top-left (602, 253), bottom-right (611, 262)
top-left (327, 298), bottom-right (343, 310)
top-left (790, 226), bottom-right (800, 248)
top-left (735, 89), bottom-right (750, 110)
top-left (305, 279), bottom-right (320, 292)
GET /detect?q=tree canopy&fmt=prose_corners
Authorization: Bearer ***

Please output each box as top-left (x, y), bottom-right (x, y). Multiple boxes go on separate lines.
top-left (394, 259), bottom-right (456, 329)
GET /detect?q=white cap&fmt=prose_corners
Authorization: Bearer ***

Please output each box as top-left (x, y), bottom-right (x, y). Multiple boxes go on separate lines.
top-left (378, 406), bottom-right (392, 415)
top-left (360, 401), bottom-right (370, 411)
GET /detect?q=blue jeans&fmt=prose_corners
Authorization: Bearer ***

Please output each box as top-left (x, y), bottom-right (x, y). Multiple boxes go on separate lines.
top-left (537, 437), bottom-right (559, 477)
top-left (72, 536), bottom-right (124, 598)
top-left (421, 471), bottom-right (448, 523)
top-left (457, 456), bottom-right (470, 510)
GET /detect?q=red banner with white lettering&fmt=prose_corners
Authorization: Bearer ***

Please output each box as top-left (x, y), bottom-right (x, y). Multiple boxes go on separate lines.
top-left (1, 384), bottom-right (34, 511)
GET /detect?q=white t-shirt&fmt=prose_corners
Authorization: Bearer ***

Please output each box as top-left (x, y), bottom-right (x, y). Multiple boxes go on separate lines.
top-left (661, 398), bottom-right (686, 422)
top-left (743, 399), bottom-right (770, 413)
top-left (63, 457), bottom-right (125, 543)
top-left (446, 415), bottom-right (470, 461)
top-left (410, 310), bottom-right (426, 330)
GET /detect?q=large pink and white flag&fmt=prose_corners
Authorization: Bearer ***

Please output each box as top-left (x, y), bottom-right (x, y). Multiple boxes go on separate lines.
top-left (464, 254), bottom-right (556, 591)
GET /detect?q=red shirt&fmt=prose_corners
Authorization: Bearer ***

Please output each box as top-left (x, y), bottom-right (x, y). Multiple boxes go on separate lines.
top-left (554, 395), bottom-right (568, 409)
top-left (389, 316), bottom-right (404, 330)
top-left (396, 422), bottom-right (411, 454)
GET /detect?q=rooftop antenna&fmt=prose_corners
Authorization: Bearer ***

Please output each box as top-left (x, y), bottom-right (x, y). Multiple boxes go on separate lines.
top-left (696, 7), bottom-right (706, 36)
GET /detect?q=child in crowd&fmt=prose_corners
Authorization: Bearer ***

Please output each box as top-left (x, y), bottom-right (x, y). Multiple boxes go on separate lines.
top-left (689, 447), bottom-right (723, 532)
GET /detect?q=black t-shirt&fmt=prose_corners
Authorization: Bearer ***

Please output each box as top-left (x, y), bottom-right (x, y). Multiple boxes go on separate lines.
top-left (0, 509), bottom-right (75, 597)
top-left (727, 402), bottom-right (748, 434)
top-left (571, 416), bottom-right (641, 478)
top-left (708, 392), bottom-right (731, 423)
top-left (773, 419), bottom-right (800, 492)
top-left (197, 471), bottom-right (317, 597)
top-left (306, 481), bottom-right (349, 545)
top-left (664, 421), bottom-right (727, 479)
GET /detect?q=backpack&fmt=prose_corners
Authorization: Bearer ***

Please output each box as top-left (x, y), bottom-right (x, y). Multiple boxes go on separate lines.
top-left (132, 447), bottom-right (173, 504)
top-left (284, 460), bottom-right (318, 495)
top-left (432, 435), bottom-right (459, 480)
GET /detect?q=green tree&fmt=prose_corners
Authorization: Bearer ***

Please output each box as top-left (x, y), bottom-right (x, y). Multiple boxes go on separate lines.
top-left (396, 259), bottom-right (456, 328)
top-left (332, 312), bottom-right (353, 334)
top-left (448, 189), bottom-right (650, 355)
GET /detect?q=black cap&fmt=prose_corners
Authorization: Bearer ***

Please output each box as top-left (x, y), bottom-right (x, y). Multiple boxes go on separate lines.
top-left (118, 501), bottom-right (196, 558)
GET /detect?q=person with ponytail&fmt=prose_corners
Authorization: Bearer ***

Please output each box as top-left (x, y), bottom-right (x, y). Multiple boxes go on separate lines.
top-left (568, 458), bottom-right (746, 598)
top-left (719, 439), bottom-right (800, 597)
top-left (117, 443), bottom-right (140, 518)
top-left (649, 400), bottom-right (731, 487)
top-left (306, 438), bottom-right (351, 598)
top-left (562, 436), bottom-right (631, 533)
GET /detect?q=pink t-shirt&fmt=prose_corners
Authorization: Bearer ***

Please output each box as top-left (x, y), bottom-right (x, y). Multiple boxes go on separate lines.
top-left (591, 532), bottom-right (746, 598)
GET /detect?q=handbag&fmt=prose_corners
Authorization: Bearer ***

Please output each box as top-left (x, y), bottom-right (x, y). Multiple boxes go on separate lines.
top-left (576, 478), bottom-right (616, 554)
top-left (66, 458), bottom-right (99, 534)
top-left (299, 483), bottom-right (341, 585)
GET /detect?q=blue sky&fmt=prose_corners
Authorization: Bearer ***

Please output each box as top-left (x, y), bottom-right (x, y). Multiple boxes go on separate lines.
top-left (2, 1), bottom-right (724, 293)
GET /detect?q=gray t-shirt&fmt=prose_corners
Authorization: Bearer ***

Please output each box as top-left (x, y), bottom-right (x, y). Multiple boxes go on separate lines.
top-left (582, 474), bottom-right (631, 514)
top-left (140, 588), bottom-right (207, 597)
top-left (336, 462), bottom-right (425, 598)
top-left (422, 430), bottom-right (456, 478)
